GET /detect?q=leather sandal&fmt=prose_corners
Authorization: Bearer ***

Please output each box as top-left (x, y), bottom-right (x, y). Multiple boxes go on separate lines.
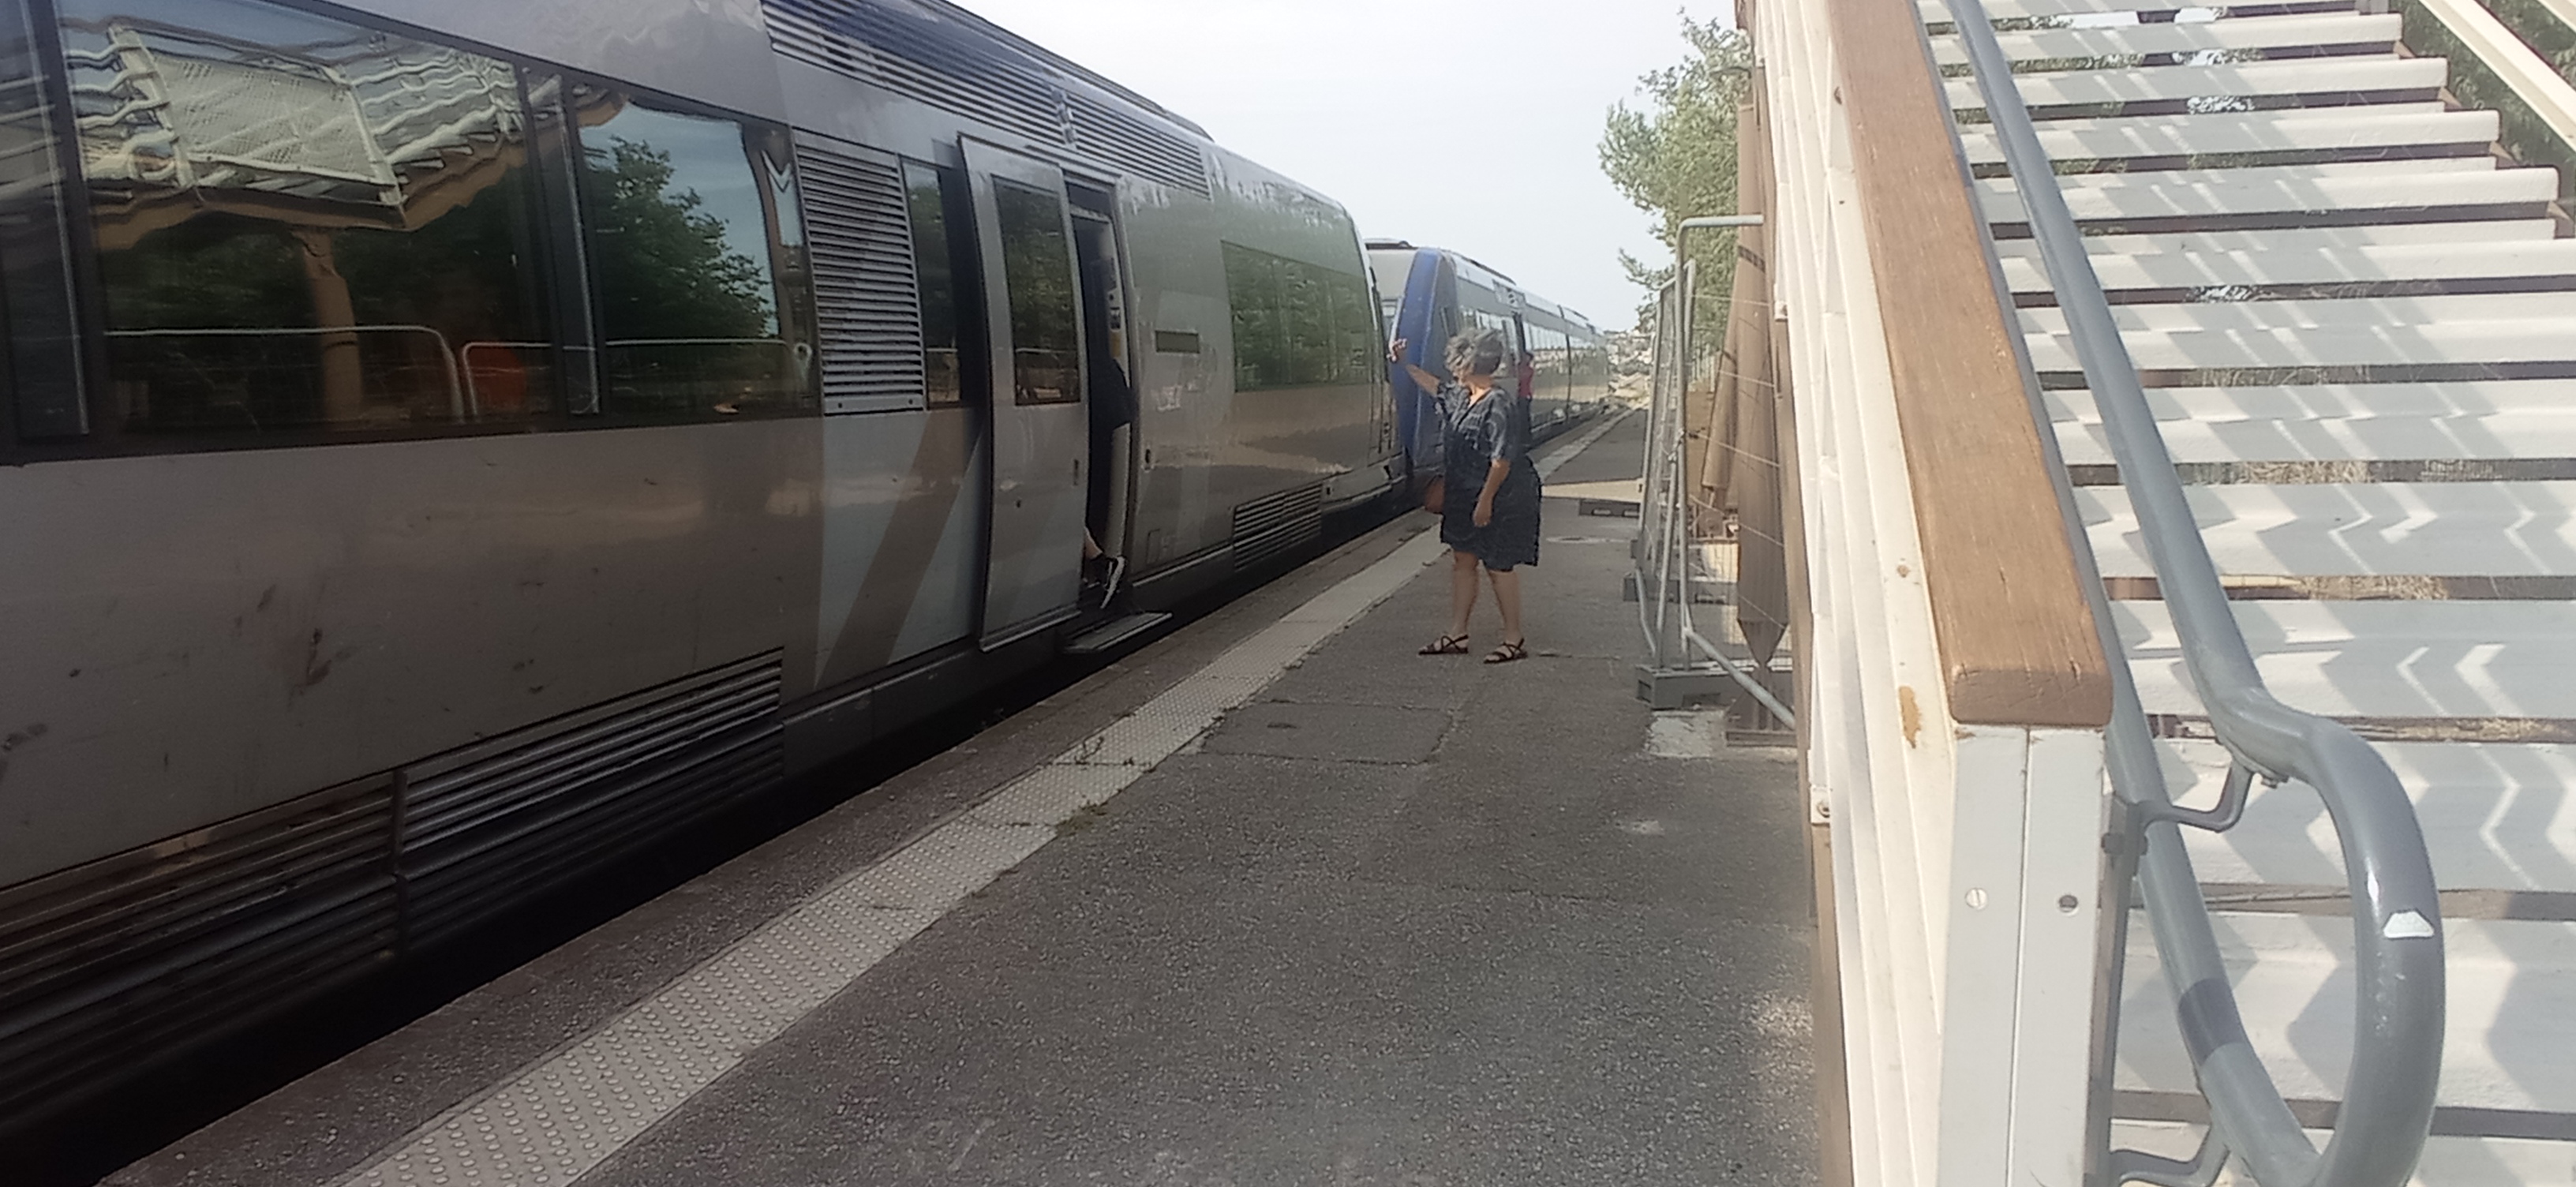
top-left (1418, 634), bottom-right (1470, 656)
top-left (1484, 640), bottom-right (1529, 664)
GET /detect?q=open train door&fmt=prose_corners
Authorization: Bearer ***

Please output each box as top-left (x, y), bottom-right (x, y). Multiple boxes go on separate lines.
top-left (961, 138), bottom-right (1091, 649)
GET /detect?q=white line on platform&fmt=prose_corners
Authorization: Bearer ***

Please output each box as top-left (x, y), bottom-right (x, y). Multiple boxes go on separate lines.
top-left (334, 411), bottom-right (1633, 1187)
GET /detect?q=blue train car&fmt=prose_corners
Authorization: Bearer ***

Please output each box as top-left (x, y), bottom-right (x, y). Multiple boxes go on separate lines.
top-left (1365, 240), bottom-right (1616, 489)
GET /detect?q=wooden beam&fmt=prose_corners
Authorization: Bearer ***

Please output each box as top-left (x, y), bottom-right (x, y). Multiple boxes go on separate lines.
top-left (1822, 0), bottom-right (2113, 728)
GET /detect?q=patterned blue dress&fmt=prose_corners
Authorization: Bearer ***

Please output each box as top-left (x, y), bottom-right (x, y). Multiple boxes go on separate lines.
top-left (1436, 382), bottom-right (1541, 570)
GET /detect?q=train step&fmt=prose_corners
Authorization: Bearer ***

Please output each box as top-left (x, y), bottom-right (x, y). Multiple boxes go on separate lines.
top-left (1065, 612), bottom-right (1173, 655)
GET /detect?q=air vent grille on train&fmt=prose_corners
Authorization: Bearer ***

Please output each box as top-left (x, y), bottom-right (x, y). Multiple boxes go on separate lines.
top-left (1061, 92), bottom-right (1210, 197)
top-left (1231, 484), bottom-right (1326, 571)
top-left (767, 0), bottom-right (1063, 145)
top-left (795, 139), bottom-right (931, 414)
top-left (398, 653), bottom-right (784, 947)
top-left (761, 0), bottom-right (1212, 196)
top-left (0, 778), bottom-right (401, 1118)
top-left (0, 654), bottom-right (785, 1120)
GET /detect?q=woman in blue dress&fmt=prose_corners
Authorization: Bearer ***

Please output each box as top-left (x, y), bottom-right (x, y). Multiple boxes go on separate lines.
top-left (1390, 328), bottom-right (1540, 663)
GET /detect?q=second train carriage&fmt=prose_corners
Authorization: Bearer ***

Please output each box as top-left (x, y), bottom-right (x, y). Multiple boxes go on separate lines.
top-left (1364, 239), bottom-right (1616, 489)
top-left (0, 0), bottom-right (1398, 1119)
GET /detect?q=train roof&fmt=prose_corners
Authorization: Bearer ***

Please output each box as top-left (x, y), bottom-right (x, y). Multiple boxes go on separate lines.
top-left (1365, 242), bottom-right (1599, 335)
top-left (867, 0), bottom-right (1211, 140)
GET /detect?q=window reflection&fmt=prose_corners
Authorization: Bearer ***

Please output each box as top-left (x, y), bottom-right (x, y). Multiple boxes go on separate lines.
top-left (60, 0), bottom-right (556, 435)
top-left (1221, 242), bottom-right (1377, 392)
top-left (574, 87), bottom-right (814, 418)
top-left (993, 181), bottom-right (1080, 406)
top-left (903, 161), bottom-right (965, 406)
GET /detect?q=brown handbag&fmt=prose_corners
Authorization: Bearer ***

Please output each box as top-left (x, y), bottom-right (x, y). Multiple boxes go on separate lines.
top-left (1421, 474), bottom-right (1446, 515)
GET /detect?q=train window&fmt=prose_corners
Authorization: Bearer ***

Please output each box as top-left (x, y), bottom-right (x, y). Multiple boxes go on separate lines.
top-left (991, 180), bottom-right (1082, 405)
top-left (0, 8), bottom-right (85, 440)
top-left (901, 162), bottom-right (969, 406)
top-left (58, 0), bottom-right (561, 436)
top-left (1330, 275), bottom-right (1378, 384)
top-left (1220, 242), bottom-right (1375, 391)
top-left (572, 86), bottom-right (816, 419)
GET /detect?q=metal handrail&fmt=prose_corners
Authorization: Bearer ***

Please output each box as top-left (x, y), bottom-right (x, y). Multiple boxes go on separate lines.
top-left (107, 324), bottom-right (463, 419)
top-left (1938, 4), bottom-right (2447, 1185)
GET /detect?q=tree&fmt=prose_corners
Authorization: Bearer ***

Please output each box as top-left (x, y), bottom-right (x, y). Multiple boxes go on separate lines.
top-left (1598, 14), bottom-right (1755, 338)
top-left (585, 138), bottom-right (775, 341)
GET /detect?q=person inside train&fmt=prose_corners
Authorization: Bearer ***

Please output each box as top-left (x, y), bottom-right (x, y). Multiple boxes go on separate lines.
top-left (1080, 343), bottom-right (1138, 606)
top-left (1388, 328), bottom-right (1541, 664)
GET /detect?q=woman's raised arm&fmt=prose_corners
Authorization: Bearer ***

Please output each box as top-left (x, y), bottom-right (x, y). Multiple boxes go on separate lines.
top-left (1387, 338), bottom-right (1447, 393)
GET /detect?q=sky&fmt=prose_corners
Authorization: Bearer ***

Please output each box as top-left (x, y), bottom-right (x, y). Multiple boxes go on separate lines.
top-left (949, 0), bottom-right (1730, 331)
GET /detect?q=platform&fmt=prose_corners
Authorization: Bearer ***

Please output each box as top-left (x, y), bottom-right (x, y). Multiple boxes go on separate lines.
top-left (107, 410), bottom-right (1820, 1187)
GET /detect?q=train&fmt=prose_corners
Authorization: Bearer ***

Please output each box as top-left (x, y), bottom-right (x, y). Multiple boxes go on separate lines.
top-left (1367, 239), bottom-right (1617, 489)
top-left (0, 0), bottom-right (1607, 1121)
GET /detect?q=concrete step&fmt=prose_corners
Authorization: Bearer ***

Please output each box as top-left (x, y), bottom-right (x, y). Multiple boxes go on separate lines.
top-left (1946, 55), bottom-right (2451, 114)
top-left (1994, 221), bottom-right (2565, 257)
top-left (1929, 13), bottom-right (2403, 69)
top-left (2153, 737), bottom-right (2576, 895)
top-left (1957, 105), bottom-right (2494, 170)
top-left (2022, 291), bottom-right (2576, 333)
top-left (2002, 238), bottom-right (2576, 298)
top-left (1065, 612), bottom-right (1172, 655)
top-left (1981, 160), bottom-right (2559, 230)
top-left (2114, 600), bottom-right (2576, 720)
top-left (2110, 1119), bottom-right (2576, 1185)
top-left (2022, 316), bottom-right (2576, 375)
top-left (2079, 481), bottom-right (2576, 579)
top-left (1921, 0), bottom-right (2359, 20)
top-left (2114, 913), bottom-right (2576, 1118)
top-left (2046, 380), bottom-right (2576, 464)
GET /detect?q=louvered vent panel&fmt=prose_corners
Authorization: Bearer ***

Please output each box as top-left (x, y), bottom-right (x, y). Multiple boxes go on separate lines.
top-left (0, 655), bottom-right (791, 1121)
top-left (795, 141), bottom-right (930, 414)
top-left (1066, 93), bottom-right (1208, 195)
top-left (398, 654), bottom-right (784, 943)
top-left (0, 779), bottom-right (399, 1118)
top-left (765, 0), bottom-right (1062, 145)
top-left (762, 0), bottom-right (1212, 197)
top-left (1231, 483), bottom-right (1326, 571)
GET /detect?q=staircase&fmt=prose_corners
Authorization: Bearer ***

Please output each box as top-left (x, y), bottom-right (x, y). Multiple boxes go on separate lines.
top-left (1932, 0), bottom-right (2576, 1179)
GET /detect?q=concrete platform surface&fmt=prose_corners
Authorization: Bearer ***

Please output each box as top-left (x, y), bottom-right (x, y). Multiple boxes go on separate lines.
top-left (108, 410), bottom-right (1819, 1187)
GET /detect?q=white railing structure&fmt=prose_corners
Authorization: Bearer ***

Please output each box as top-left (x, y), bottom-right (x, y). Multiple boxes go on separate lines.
top-left (1634, 249), bottom-right (1795, 721)
top-left (1750, 0), bottom-right (2123, 1181)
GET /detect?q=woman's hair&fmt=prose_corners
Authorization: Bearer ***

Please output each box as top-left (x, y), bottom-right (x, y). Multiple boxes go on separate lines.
top-left (1443, 329), bottom-right (1509, 379)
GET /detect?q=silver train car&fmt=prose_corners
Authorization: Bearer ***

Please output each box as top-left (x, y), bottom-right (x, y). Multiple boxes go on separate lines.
top-left (0, 0), bottom-right (1401, 1115)
top-left (1364, 239), bottom-right (1615, 481)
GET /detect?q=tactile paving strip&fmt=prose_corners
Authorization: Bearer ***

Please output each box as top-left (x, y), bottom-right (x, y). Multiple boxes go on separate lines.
top-left (339, 412), bottom-right (1632, 1186)
top-left (968, 762), bottom-right (1144, 826)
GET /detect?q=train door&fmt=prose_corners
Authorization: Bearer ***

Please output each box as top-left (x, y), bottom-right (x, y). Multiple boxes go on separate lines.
top-left (960, 139), bottom-right (1090, 648)
top-left (1510, 313), bottom-right (1533, 397)
top-left (1508, 313), bottom-right (1536, 444)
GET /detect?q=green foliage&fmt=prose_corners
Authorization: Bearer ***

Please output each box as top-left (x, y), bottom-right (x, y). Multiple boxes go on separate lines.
top-left (584, 137), bottom-right (775, 340)
top-left (99, 212), bottom-right (309, 329)
top-left (339, 172), bottom-right (540, 335)
top-left (2482, 0), bottom-right (2576, 77)
top-left (2401, 0), bottom-right (2576, 204)
top-left (1222, 242), bottom-right (1378, 391)
top-left (1597, 13), bottom-right (1754, 335)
